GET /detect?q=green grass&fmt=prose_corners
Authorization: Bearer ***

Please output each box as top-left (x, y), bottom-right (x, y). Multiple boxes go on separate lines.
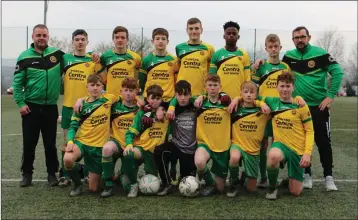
top-left (1, 95), bottom-right (357, 219)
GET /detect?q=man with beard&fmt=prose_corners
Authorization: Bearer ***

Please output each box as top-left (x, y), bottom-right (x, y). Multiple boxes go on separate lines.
top-left (253, 26), bottom-right (344, 191)
top-left (209, 21), bottom-right (251, 99)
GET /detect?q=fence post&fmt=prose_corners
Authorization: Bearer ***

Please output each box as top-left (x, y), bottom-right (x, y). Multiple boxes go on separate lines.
top-left (26, 26), bottom-right (29, 49)
top-left (141, 27), bottom-right (144, 58)
top-left (253, 28), bottom-right (257, 62)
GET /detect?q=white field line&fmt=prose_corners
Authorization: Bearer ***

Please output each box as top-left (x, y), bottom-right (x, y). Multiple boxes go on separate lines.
top-left (2, 128), bottom-right (357, 137)
top-left (1, 179), bottom-right (357, 182)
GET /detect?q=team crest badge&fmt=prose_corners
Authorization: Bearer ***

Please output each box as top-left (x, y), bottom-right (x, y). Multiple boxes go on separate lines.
top-left (168, 62), bottom-right (172, 66)
top-left (127, 60), bottom-right (132, 65)
top-left (292, 109), bottom-right (297, 115)
top-left (200, 51), bottom-right (204, 55)
top-left (85, 63), bottom-right (90, 67)
top-left (50, 56), bottom-right (57, 63)
top-left (307, 112), bottom-right (311, 117)
top-left (308, 60), bottom-right (315, 68)
top-left (103, 103), bottom-right (109, 109)
top-left (238, 57), bottom-right (242, 60)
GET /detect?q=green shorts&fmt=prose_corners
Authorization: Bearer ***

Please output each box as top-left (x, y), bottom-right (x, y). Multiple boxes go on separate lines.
top-left (264, 119), bottom-right (273, 137)
top-left (109, 138), bottom-right (124, 161)
top-left (135, 146), bottom-right (158, 176)
top-left (198, 144), bottom-right (229, 179)
top-left (271, 142), bottom-right (304, 182)
top-left (74, 140), bottom-right (102, 175)
top-left (230, 144), bottom-right (259, 179)
top-left (61, 106), bottom-right (73, 129)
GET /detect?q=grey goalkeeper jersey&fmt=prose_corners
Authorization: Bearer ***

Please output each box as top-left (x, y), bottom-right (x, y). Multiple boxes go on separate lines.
top-left (171, 104), bottom-right (197, 154)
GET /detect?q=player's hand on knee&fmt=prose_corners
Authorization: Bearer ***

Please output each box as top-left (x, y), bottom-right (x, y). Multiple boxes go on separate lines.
top-left (219, 92), bottom-right (231, 106)
top-left (166, 109), bottom-right (175, 120)
top-left (123, 145), bottom-right (133, 156)
top-left (73, 98), bottom-right (85, 114)
top-left (299, 154), bottom-right (311, 168)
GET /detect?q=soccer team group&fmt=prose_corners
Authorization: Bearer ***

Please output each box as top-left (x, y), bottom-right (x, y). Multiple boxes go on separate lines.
top-left (14, 17), bottom-right (344, 200)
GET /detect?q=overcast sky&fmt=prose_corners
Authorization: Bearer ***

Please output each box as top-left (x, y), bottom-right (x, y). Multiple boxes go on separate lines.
top-left (2, 1), bottom-right (357, 59)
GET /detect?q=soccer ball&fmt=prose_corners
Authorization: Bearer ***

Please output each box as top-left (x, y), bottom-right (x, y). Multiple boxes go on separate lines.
top-left (139, 174), bottom-right (161, 195)
top-left (179, 176), bottom-right (200, 197)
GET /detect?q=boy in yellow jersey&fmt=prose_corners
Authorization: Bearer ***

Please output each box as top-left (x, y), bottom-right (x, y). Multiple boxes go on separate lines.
top-left (176, 18), bottom-right (215, 96)
top-left (264, 72), bottom-right (314, 200)
top-left (209, 21), bottom-right (251, 98)
top-left (123, 85), bottom-right (169, 198)
top-left (100, 77), bottom-right (139, 198)
top-left (194, 75), bottom-right (231, 196)
top-left (59, 29), bottom-right (103, 186)
top-left (140, 28), bottom-right (178, 109)
top-left (100, 26), bottom-right (141, 95)
top-left (226, 81), bottom-right (270, 197)
top-left (251, 34), bottom-right (291, 188)
top-left (63, 75), bottom-right (119, 196)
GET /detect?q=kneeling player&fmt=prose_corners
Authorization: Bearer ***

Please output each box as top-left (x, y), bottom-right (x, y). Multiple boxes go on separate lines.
top-left (226, 81), bottom-right (270, 197)
top-left (64, 75), bottom-right (118, 196)
top-left (264, 72), bottom-right (313, 200)
top-left (123, 85), bottom-right (169, 197)
top-left (195, 75), bottom-right (231, 196)
top-left (100, 77), bottom-right (139, 198)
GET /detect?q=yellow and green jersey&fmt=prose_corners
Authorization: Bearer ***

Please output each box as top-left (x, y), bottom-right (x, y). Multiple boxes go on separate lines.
top-left (251, 61), bottom-right (290, 97)
top-left (196, 98), bottom-right (231, 152)
top-left (231, 106), bottom-right (270, 155)
top-left (263, 97), bottom-right (314, 155)
top-left (209, 48), bottom-right (251, 98)
top-left (125, 109), bottom-right (169, 152)
top-left (100, 49), bottom-right (141, 95)
top-left (111, 100), bottom-right (139, 149)
top-left (139, 52), bottom-right (178, 102)
top-left (176, 42), bottom-right (215, 96)
top-left (67, 94), bottom-right (119, 147)
top-left (62, 53), bottom-right (102, 108)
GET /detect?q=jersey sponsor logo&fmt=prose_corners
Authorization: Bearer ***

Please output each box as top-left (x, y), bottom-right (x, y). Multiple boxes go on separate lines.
top-left (111, 68), bottom-right (129, 78)
top-left (203, 112), bottom-right (223, 124)
top-left (183, 58), bottom-right (200, 69)
top-left (90, 114), bottom-right (108, 127)
top-left (148, 127), bottom-right (164, 138)
top-left (238, 120), bottom-right (258, 132)
top-left (68, 69), bottom-right (87, 81)
top-left (50, 56), bottom-right (57, 63)
top-left (308, 60), bottom-right (315, 68)
top-left (32, 61), bottom-right (40, 65)
top-left (265, 79), bottom-right (277, 88)
top-left (275, 117), bottom-right (293, 129)
top-left (116, 118), bottom-right (133, 129)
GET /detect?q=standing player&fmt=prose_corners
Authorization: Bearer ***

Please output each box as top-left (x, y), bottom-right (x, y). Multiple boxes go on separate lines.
top-left (251, 34), bottom-right (290, 188)
top-left (100, 26), bottom-right (141, 95)
top-left (194, 75), bottom-right (231, 196)
top-left (59, 29), bottom-right (103, 186)
top-left (209, 21), bottom-right (251, 98)
top-left (100, 77), bottom-right (139, 198)
top-left (63, 74), bottom-right (119, 196)
top-left (176, 17), bottom-right (215, 96)
top-left (264, 71), bottom-right (314, 200)
top-left (139, 27), bottom-right (178, 109)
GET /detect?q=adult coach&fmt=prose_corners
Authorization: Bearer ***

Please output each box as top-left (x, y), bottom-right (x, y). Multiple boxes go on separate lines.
top-left (13, 24), bottom-right (63, 187)
top-left (255, 26), bottom-right (343, 191)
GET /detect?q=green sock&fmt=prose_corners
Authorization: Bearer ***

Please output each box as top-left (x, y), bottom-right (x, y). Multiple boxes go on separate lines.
top-left (102, 156), bottom-right (114, 187)
top-left (121, 151), bottom-right (138, 184)
top-left (198, 166), bottom-right (215, 186)
top-left (229, 165), bottom-right (240, 184)
top-left (267, 167), bottom-right (279, 189)
top-left (259, 143), bottom-right (267, 180)
top-left (67, 163), bottom-right (81, 187)
top-left (61, 151), bottom-right (69, 178)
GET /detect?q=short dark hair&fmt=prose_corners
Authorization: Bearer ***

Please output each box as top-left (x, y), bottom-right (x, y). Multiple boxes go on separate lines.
top-left (152, 28), bottom-right (169, 40)
top-left (72, 29), bottom-right (88, 40)
top-left (33, 24), bottom-right (48, 32)
top-left (112, 26), bottom-right (128, 39)
top-left (292, 26), bottom-right (310, 37)
top-left (175, 80), bottom-right (191, 95)
top-left (277, 71), bottom-right (295, 84)
top-left (146, 84), bottom-right (163, 99)
top-left (187, 17), bottom-right (202, 26)
top-left (87, 74), bottom-right (104, 85)
top-left (223, 21), bottom-right (240, 31)
top-left (122, 77), bottom-right (138, 90)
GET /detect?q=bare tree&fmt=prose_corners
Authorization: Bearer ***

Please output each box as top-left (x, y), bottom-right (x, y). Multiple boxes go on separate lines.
top-left (315, 27), bottom-right (345, 63)
top-left (346, 42), bottom-right (358, 85)
top-left (48, 36), bottom-right (73, 53)
top-left (246, 45), bottom-right (267, 64)
top-left (93, 33), bottom-right (153, 57)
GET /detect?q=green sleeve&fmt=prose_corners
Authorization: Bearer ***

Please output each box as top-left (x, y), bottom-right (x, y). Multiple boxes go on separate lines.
top-left (168, 97), bottom-right (178, 110)
top-left (67, 112), bottom-right (81, 142)
top-left (327, 63), bottom-right (344, 99)
top-left (12, 58), bottom-right (27, 108)
top-left (209, 52), bottom-right (218, 74)
top-left (251, 65), bottom-right (262, 84)
top-left (125, 110), bottom-right (144, 146)
top-left (139, 61), bottom-right (147, 95)
top-left (167, 122), bottom-right (173, 137)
